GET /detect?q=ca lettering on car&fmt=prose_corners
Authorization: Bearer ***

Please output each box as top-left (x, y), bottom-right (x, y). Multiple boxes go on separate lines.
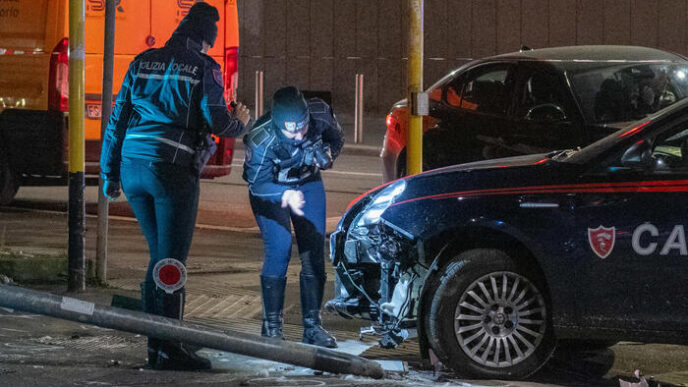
top-left (632, 223), bottom-right (688, 256)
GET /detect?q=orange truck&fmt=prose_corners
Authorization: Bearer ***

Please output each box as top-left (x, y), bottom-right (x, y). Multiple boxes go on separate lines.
top-left (0, 0), bottom-right (240, 204)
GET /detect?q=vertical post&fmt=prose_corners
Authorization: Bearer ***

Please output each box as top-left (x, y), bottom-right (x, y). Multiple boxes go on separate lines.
top-left (68, 0), bottom-right (86, 292)
top-left (354, 74), bottom-right (364, 144)
top-left (254, 70), bottom-right (264, 119)
top-left (96, 0), bottom-right (116, 284)
top-left (406, 0), bottom-right (424, 175)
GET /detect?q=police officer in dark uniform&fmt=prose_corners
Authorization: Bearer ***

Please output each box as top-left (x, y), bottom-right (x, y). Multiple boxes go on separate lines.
top-left (100, 3), bottom-right (250, 370)
top-left (243, 87), bottom-right (344, 348)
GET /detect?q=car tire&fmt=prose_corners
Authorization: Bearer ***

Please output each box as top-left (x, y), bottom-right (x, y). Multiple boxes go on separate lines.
top-left (0, 151), bottom-right (19, 205)
top-left (425, 248), bottom-right (555, 379)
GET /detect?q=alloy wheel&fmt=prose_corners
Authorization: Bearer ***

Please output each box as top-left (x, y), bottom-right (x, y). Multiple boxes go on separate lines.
top-left (454, 271), bottom-right (547, 368)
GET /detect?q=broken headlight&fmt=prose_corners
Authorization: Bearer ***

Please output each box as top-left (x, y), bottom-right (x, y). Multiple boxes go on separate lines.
top-left (354, 179), bottom-right (406, 227)
top-left (345, 179), bottom-right (414, 266)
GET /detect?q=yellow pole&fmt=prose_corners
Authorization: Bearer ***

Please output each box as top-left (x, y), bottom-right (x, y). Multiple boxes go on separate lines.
top-left (68, 0), bottom-right (86, 292)
top-left (406, 0), bottom-right (424, 175)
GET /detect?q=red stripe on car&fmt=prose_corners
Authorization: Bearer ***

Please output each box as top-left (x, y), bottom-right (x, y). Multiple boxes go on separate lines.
top-left (393, 180), bottom-right (688, 206)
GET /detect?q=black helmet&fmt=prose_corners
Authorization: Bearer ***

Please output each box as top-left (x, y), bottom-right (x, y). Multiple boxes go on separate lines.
top-left (271, 86), bottom-right (309, 133)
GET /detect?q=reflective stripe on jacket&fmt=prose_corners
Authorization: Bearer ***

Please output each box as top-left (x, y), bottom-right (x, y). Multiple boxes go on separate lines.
top-left (100, 35), bottom-right (245, 180)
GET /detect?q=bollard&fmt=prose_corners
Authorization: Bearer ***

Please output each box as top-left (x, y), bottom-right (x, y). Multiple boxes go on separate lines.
top-left (0, 284), bottom-right (385, 379)
top-left (354, 74), bottom-right (364, 144)
top-left (96, 0), bottom-right (117, 285)
top-left (255, 70), bottom-right (264, 119)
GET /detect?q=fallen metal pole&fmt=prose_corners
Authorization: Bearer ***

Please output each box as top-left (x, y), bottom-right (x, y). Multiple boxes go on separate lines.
top-left (0, 284), bottom-right (384, 379)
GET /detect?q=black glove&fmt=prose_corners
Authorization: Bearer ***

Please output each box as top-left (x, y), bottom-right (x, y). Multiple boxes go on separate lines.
top-left (314, 143), bottom-right (333, 170)
top-left (103, 178), bottom-right (121, 200)
top-left (304, 140), bottom-right (333, 170)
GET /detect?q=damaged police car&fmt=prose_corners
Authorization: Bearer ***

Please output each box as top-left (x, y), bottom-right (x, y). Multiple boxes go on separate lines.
top-left (326, 99), bottom-right (688, 379)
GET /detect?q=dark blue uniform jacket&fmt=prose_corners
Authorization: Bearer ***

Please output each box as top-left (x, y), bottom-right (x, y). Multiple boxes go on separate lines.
top-left (100, 35), bottom-right (245, 180)
top-left (242, 98), bottom-right (344, 201)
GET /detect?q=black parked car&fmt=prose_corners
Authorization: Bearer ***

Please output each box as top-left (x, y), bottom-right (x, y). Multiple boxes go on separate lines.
top-left (329, 99), bottom-right (688, 379)
top-left (382, 45), bottom-right (688, 181)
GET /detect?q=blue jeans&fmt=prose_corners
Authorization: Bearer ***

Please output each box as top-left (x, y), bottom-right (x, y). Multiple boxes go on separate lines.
top-left (120, 157), bottom-right (200, 286)
top-left (249, 179), bottom-right (326, 279)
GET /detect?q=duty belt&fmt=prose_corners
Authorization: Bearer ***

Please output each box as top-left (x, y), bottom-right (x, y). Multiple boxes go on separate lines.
top-left (125, 133), bottom-right (196, 155)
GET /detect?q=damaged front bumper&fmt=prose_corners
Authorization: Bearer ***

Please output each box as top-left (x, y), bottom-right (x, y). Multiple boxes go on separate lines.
top-left (326, 218), bottom-right (430, 348)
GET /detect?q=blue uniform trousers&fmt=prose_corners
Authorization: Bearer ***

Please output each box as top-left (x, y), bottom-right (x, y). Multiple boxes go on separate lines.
top-left (120, 157), bottom-right (200, 288)
top-left (249, 179), bottom-right (326, 279)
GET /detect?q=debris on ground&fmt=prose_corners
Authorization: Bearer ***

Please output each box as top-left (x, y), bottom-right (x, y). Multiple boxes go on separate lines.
top-left (0, 274), bottom-right (13, 284)
top-left (619, 370), bottom-right (651, 387)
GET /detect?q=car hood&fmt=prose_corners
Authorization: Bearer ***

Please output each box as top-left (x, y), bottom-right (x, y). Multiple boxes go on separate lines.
top-left (392, 152), bottom-right (582, 206)
top-left (339, 152), bottom-right (583, 241)
top-left (392, 98), bottom-right (407, 110)
top-left (422, 153), bottom-right (553, 175)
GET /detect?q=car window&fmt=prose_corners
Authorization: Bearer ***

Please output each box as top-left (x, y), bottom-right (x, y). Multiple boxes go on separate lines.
top-left (649, 124), bottom-right (688, 172)
top-left (517, 71), bottom-right (568, 118)
top-left (609, 120), bottom-right (688, 173)
top-left (568, 63), bottom-right (688, 126)
top-left (444, 75), bottom-right (464, 108)
top-left (460, 65), bottom-right (511, 116)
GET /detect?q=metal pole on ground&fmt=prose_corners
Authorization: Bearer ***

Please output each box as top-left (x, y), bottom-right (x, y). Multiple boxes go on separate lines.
top-left (96, 0), bottom-right (116, 285)
top-left (68, 0), bottom-right (86, 292)
top-left (255, 70), bottom-right (264, 119)
top-left (406, 0), bottom-right (424, 176)
top-left (0, 284), bottom-right (385, 379)
top-left (354, 74), bottom-right (364, 144)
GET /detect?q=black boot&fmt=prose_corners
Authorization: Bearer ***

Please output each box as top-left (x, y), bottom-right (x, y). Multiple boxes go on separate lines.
top-left (141, 281), bottom-right (160, 368)
top-left (300, 274), bottom-right (337, 348)
top-left (261, 275), bottom-right (286, 339)
top-left (155, 341), bottom-right (212, 371)
top-left (152, 287), bottom-right (212, 371)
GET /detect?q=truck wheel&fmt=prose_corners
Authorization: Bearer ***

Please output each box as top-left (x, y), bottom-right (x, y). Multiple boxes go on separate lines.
top-left (425, 248), bottom-right (555, 379)
top-left (0, 153), bottom-right (18, 205)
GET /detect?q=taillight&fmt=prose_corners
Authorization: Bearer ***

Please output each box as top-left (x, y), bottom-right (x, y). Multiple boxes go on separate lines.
top-left (224, 46), bottom-right (238, 104)
top-left (213, 137), bottom-right (234, 165)
top-left (386, 114), bottom-right (399, 133)
top-left (49, 38), bottom-right (69, 111)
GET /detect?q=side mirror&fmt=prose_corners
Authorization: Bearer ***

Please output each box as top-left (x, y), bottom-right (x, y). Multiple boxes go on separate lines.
top-left (621, 139), bottom-right (653, 168)
top-left (525, 103), bottom-right (568, 122)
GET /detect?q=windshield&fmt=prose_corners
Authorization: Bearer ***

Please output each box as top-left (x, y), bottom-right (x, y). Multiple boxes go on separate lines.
top-left (568, 62), bottom-right (688, 125)
top-left (555, 99), bottom-right (688, 164)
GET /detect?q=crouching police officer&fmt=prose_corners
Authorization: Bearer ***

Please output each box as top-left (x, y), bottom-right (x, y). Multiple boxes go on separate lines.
top-left (100, 3), bottom-right (250, 370)
top-left (243, 87), bottom-right (344, 348)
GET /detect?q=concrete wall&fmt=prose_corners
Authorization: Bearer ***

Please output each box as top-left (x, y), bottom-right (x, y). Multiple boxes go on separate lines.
top-left (237, 0), bottom-right (688, 114)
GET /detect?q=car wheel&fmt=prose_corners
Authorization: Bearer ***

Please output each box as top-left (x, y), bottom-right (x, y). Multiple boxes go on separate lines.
top-left (425, 248), bottom-right (555, 379)
top-left (0, 151), bottom-right (19, 205)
